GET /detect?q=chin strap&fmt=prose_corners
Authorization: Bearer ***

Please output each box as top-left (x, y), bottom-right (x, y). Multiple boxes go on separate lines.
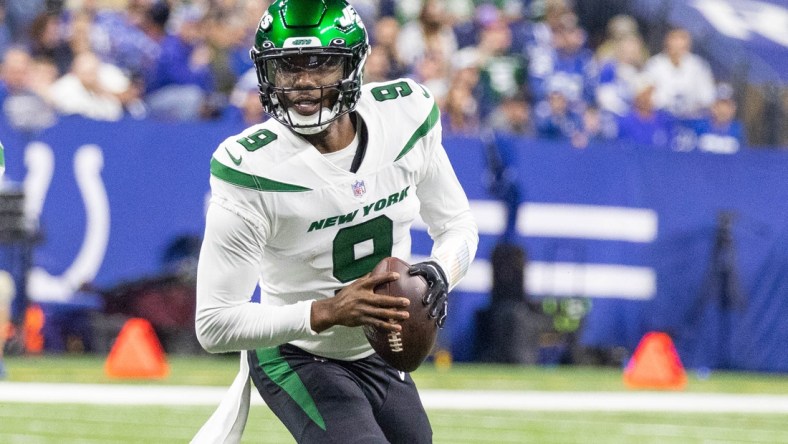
top-left (287, 107), bottom-right (335, 135)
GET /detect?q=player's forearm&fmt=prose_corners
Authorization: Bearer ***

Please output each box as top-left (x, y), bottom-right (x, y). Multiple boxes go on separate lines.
top-left (427, 211), bottom-right (478, 290)
top-left (195, 299), bottom-right (314, 353)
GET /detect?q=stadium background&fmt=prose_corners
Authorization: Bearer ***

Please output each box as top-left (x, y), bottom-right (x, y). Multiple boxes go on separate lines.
top-left (0, 0), bottom-right (787, 442)
top-left (0, 0), bottom-right (788, 444)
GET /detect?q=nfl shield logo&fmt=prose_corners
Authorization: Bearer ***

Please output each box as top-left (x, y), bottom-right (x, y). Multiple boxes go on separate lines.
top-left (351, 180), bottom-right (366, 198)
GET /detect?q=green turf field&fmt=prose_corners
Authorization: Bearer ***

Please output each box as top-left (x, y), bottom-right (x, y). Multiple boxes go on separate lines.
top-left (3, 403), bottom-right (787, 444)
top-left (2, 355), bottom-right (788, 443)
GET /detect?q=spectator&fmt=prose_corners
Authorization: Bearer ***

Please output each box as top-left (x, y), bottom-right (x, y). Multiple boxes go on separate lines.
top-left (363, 46), bottom-right (395, 84)
top-left (594, 14), bottom-right (644, 63)
top-left (144, 4), bottom-right (214, 121)
top-left (486, 93), bottom-right (534, 136)
top-left (81, 0), bottom-right (164, 81)
top-left (60, 8), bottom-right (145, 119)
top-left (466, 9), bottom-right (527, 118)
top-left (410, 50), bottom-right (451, 104)
top-left (65, 9), bottom-right (95, 56)
top-left (29, 12), bottom-right (73, 75)
top-left (530, 12), bottom-right (597, 109)
top-left (616, 75), bottom-right (675, 148)
top-left (571, 105), bottom-right (616, 148)
top-left (0, 46), bottom-right (56, 131)
top-left (504, 1), bottom-right (531, 56)
top-left (222, 68), bottom-right (265, 126)
top-left (396, 0), bottom-right (457, 70)
top-left (441, 76), bottom-right (481, 135)
top-left (527, 0), bottom-right (572, 47)
top-left (204, 11), bottom-right (246, 100)
top-left (48, 51), bottom-right (126, 121)
top-left (534, 75), bottom-right (583, 140)
top-left (596, 33), bottom-right (647, 117)
top-left (694, 83), bottom-right (745, 154)
top-left (445, 49), bottom-right (481, 111)
top-left (523, 0), bottom-right (572, 88)
top-left (454, 2), bottom-right (501, 49)
top-left (28, 56), bottom-right (59, 102)
top-left (370, 16), bottom-right (407, 79)
top-left (4, 0), bottom-right (46, 45)
top-left (225, 0), bottom-right (268, 80)
top-left (644, 27), bottom-right (716, 119)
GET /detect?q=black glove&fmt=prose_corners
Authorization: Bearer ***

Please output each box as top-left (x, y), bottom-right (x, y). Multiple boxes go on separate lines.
top-left (409, 261), bottom-right (448, 328)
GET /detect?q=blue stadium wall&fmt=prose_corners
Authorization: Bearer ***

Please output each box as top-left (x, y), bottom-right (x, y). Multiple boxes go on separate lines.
top-left (2, 116), bottom-right (788, 372)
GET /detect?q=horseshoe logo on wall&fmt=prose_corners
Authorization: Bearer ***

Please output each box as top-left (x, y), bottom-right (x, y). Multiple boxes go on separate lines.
top-left (24, 142), bottom-right (110, 302)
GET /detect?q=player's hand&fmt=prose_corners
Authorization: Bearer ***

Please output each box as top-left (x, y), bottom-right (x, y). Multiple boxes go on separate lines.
top-left (311, 272), bottom-right (410, 333)
top-left (409, 261), bottom-right (448, 328)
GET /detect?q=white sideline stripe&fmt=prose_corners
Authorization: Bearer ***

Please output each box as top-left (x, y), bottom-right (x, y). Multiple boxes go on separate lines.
top-left (429, 258), bottom-right (655, 300)
top-left (1, 383), bottom-right (788, 413)
top-left (422, 390), bottom-right (788, 413)
top-left (413, 201), bottom-right (658, 242)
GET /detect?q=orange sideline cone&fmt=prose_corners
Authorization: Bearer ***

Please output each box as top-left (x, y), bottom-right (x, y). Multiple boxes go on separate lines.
top-left (24, 304), bottom-right (45, 354)
top-left (623, 331), bottom-right (686, 390)
top-left (105, 318), bottom-right (169, 379)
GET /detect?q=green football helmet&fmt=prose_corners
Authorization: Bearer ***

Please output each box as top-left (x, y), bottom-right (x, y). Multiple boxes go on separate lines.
top-left (251, 0), bottom-right (369, 134)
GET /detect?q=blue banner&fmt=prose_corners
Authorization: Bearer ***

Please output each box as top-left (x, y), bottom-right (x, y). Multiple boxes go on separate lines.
top-left (3, 116), bottom-right (788, 371)
top-left (0, 117), bottom-right (245, 293)
top-left (498, 137), bottom-right (788, 371)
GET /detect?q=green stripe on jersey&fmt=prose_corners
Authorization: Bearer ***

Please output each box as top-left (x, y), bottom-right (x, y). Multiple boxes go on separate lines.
top-left (256, 347), bottom-right (326, 431)
top-left (210, 158), bottom-right (311, 192)
top-left (395, 100), bottom-right (440, 161)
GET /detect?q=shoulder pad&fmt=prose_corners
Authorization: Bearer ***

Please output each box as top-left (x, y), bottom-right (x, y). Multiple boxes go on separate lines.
top-left (362, 78), bottom-right (436, 110)
top-left (211, 123), bottom-right (311, 192)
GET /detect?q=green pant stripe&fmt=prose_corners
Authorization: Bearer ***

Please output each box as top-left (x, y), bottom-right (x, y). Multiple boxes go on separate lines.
top-left (255, 347), bottom-right (326, 431)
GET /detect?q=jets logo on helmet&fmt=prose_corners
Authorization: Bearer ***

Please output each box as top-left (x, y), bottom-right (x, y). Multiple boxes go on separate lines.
top-left (250, 0), bottom-right (369, 135)
top-left (338, 4), bottom-right (363, 29)
top-left (259, 11), bottom-right (273, 31)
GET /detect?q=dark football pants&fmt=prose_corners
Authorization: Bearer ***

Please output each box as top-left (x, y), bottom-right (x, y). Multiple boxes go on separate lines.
top-left (248, 344), bottom-right (432, 443)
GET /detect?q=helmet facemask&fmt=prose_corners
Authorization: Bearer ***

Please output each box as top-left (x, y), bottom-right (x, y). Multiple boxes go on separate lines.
top-left (253, 44), bottom-right (367, 135)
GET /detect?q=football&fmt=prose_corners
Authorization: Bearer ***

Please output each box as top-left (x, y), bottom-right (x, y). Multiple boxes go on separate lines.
top-left (364, 256), bottom-right (438, 372)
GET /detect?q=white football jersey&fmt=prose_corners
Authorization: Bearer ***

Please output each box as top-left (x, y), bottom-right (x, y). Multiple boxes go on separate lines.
top-left (196, 78), bottom-right (478, 360)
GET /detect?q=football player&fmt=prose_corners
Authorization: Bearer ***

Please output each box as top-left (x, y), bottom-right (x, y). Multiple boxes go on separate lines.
top-left (193, 1), bottom-right (478, 442)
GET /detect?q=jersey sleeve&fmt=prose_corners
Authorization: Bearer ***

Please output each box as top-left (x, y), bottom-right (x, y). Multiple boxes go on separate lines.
top-left (413, 88), bottom-right (479, 290)
top-left (195, 145), bottom-right (317, 353)
top-left (196, 200), bottom-right (317, 353)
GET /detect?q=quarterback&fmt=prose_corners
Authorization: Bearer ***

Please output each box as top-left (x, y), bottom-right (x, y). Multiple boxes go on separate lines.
top-left (193, 0), bottom-right (478, 442)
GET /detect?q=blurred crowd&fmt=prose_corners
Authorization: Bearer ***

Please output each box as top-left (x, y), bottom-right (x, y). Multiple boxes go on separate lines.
top-left (0, 0), bottom-right (753, 153)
